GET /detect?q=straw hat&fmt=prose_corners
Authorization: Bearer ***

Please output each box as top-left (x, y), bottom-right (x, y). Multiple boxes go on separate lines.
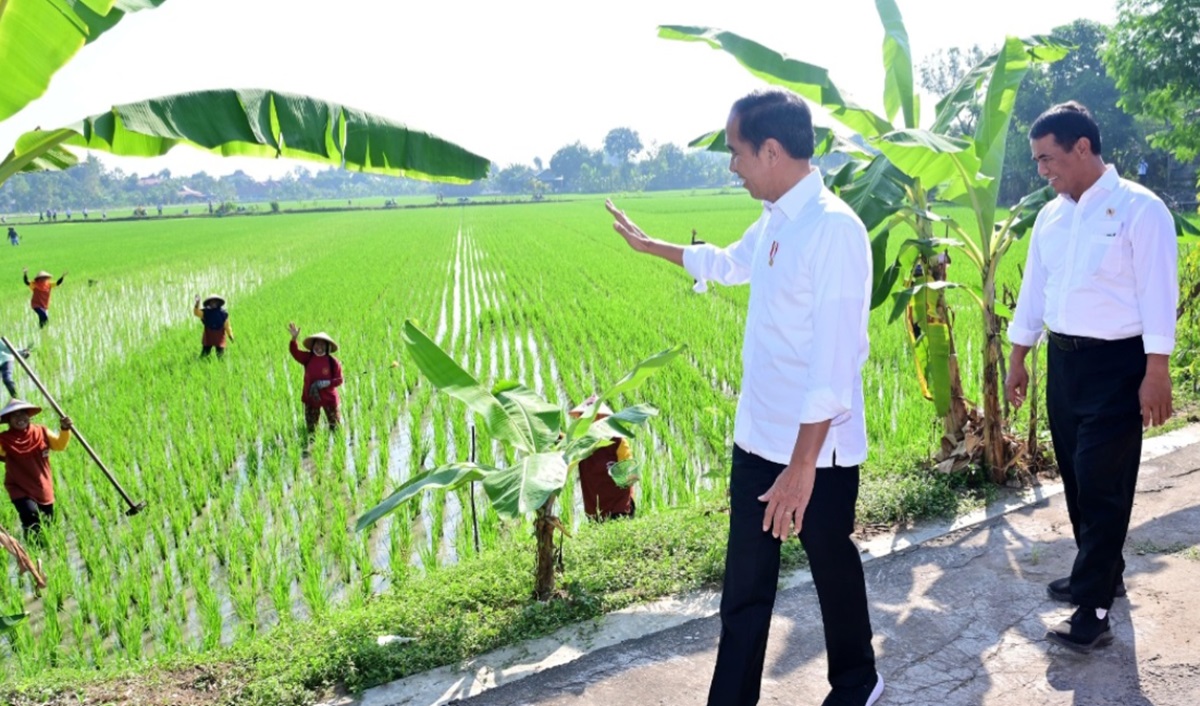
top-left (302, 332), bottom-right (339, 353)
top-left (202, 294), bottom-right (225, 308)
top-left (569, 395), bottom-right (613, 419)
top-left (0, 399), bottom-right (41, 422)
top-left (34, 271), bottom-right (51, 280)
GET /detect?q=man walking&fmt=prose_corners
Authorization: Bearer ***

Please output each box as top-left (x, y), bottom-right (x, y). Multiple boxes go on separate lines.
top-left (607, 89), bottom-right (881, 706)
top-left (1006, 101), bottom-right (1177, 653)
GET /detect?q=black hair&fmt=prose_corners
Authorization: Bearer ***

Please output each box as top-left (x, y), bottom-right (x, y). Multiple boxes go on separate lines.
top-left (730, 90), bottom-right (815, 159)
top-left (1029, 101), bottom-right (1102, 155)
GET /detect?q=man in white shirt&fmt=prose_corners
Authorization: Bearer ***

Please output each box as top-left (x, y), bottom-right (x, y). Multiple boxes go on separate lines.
top-left (1006, 101), bottom-right (1177, 653)
top-left (606, 90), bottom-right (881, 706)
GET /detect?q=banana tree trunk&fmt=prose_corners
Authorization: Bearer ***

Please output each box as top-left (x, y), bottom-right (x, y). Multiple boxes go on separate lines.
top-left (982, 268), bottom-right (1008, 481)
top-left (533, 502), bottom-right (558, 601)
top-left (932, 258), bottom-right (971, 438)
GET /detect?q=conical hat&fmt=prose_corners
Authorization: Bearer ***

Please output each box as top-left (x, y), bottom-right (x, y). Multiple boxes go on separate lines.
top-left (34, 271), bottom-right (51, 280)
top-left (0, 398), bottom-right (41, 422)
top-left (569, 396), bottom-right (614, 419)
top-left (202, 294), bottom-right (225, 308)
top-left (302, 332), bottom-right (339, 353)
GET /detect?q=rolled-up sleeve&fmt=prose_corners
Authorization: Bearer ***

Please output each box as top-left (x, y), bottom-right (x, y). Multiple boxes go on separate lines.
top-left (800, 218), bottom-right (870, 424)
top-left (1008, 215), bottom-right (1049, 347)
top-left (681, 215), bottom-right (763, 287)
top-left (1131, 199), bottom-right (1178, 355)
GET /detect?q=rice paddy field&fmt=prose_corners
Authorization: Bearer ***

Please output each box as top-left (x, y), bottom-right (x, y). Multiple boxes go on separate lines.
top-left (0, 190), bottom-right (1077, 681)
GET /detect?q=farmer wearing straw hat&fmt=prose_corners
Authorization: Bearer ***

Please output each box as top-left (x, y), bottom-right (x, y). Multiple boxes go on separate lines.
top-left (287, 323), bottom-right (344, 432)
top-left (22, 267), bottom-right (66, 329)
top-left (569, 395), bottom-right (636, 520)
top-left (194, 295), bottom-right (234, 358)
top-left (0, 399), bottom-right (71, 541)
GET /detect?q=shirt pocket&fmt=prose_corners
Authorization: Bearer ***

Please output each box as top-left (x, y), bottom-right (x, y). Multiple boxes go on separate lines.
top-left (1087, 219), bottom-right (1126, 277)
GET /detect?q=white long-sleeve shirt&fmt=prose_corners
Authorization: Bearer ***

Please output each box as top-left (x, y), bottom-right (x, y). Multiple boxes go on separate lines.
top-left (1008, 165), bottom-right (1178, 354)
top-left (682, 169), bottom-right (871, 467)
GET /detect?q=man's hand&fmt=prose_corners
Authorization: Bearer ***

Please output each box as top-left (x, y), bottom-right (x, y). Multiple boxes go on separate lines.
top-left (59, 417), bottom-right (73, 432)
top-left (1140, 356), bottom-right (1173, 427)
top-left (194, 296), bottom-right (201, 307)
top-left (758, 464), bottom-right (816, 539)
top-left (288, 322), bottom-right (300, 341)
top-left (606, 200), bottom-right (656, 254)
top-left (1005, 362), bottom-right (1029, 410)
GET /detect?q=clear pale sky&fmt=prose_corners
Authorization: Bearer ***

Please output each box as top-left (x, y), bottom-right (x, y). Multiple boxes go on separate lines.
top-left (2, 0), bottom-right (1117, 181)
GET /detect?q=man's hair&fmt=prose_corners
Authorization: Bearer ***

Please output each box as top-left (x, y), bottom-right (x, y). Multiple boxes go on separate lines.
top-left (1029, 101), bottom-right (1102, 155)
top-left (730, 90), bottom-right (815, 159)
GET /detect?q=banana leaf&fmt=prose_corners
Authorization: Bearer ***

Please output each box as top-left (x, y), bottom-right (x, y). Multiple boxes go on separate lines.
top-left (492, 381), bottom-right (563, 453)
top-left (0, 613), bottom-right (27, 632)
top-left (658, 25), bottom-right (894, 139)
top-left (482, 452), bottom-right (569, 519)
top-left (401, 321), bottom-right (532, 452)
top-left (0, 0), bottom-right (169, 123)
top-left (356, 462), bottom-right (491, 532)
top-left (875, 0), bottom-right (917, 129)
top-left (3, 89), bottom-right (490, 185)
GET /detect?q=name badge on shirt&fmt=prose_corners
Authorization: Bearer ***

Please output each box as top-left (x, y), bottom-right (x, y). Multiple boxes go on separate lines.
top-left (768, 241), bottom-right (779, 267)
top-left (1103, 208), bottom-right (1118, 236)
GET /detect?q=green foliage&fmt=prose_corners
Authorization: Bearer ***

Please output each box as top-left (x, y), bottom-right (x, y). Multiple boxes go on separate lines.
top-left (1105, 0), bottom-right (1200, 165)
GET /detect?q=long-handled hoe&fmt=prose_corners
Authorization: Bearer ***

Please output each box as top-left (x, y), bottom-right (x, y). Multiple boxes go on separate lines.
top-left (2, 337), bottom-right (148, 517)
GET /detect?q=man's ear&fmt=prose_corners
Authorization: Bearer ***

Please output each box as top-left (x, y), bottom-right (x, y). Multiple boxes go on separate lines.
top-left (1075, 136), bottom-right (1093, 157)
top-left (762, 138), bottom-right (782, 165)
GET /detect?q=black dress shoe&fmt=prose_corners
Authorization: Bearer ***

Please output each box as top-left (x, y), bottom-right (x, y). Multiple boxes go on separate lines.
top-left (821, 671), bottom-right (884, 706)
top-left (1046, 606), bottom-right (1114, 653)
top-left (1046, 575), bottom-right (1127, 603)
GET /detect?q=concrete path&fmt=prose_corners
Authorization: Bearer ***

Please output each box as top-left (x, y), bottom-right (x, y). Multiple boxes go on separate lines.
top-left (341, 427), bottom-right (1200, 706)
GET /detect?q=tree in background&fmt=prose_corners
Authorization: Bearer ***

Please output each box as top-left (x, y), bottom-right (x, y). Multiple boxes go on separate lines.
top-left (1105, 0), bottom-right (1200, 178)
top-left (919, 45), bottom-right (987, 137)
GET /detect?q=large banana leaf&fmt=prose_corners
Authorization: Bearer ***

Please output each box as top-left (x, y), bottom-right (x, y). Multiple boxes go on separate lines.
top-left (0, 0), bottom-right (168, 123)
top-left (873, 129), bottom-right (985, 203)
top-left (4, 89), bottom-right (490, 184)
top-left (482, 452), bottom-right (569, 519)
top-left (0, 129), bottom-right (78, 184)
top-left (826, 155), bottom-right (912, 233)
top-left (492, 381), bottom-right (563, 453)
top-left (929, 35), bottom-right (1070, 138)
top-left (565, 345), bottom-right (683, 439)
top-left (401, 321), bottom-right (532, 452)
top-left (355, 462), bottom-right (491, 532)
top-left (916, 321), bottom-right (952, 416)
top-left (875, 0), bottom-right (917, 130)
top-left (658, 25), bottom-right (894, 139)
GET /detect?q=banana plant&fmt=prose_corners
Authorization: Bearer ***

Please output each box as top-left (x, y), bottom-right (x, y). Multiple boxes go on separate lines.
top-left (357, 320), bottom-right (682, 600)
top-left (661, 1), bottom-right (1072, 478)
top-left (0, 1), bottom-right (490, 190)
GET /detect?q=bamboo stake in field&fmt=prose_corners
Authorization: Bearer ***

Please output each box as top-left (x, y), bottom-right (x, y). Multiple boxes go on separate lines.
top-left (1, 337), bottom-right (148, 517)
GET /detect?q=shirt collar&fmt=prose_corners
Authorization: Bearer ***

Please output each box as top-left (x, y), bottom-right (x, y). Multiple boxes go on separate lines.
top-left (1071, 164), bottom-right (1118, 205)
top-left (764, 167), bottom-right (823, 221)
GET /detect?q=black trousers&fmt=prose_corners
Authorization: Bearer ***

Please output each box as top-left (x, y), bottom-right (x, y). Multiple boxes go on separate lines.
top-left (1046, 336), bottom-right (1145, 609)
top-left (708, 446), bottom-right (875, 705)
top-left (12, 497), bottom-right (54, 536)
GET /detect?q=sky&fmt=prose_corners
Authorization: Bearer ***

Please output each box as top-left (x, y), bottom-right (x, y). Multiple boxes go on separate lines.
top-left (1, 0), bottom-right (1119, 181)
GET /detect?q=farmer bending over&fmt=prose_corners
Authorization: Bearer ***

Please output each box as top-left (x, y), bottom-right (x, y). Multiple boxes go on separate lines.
top-left (194, 295), bottom-right (234, 358)
top-left (0, 399), bottom-right (71, 543)
top-left (23, 268), bottom-right (66, 329)
top-left (288, 323), bottom-right (343, 432)
top-left (570, 395), bottom-right (636, 520)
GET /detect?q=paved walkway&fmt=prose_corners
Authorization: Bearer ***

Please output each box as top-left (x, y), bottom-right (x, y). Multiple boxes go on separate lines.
top-left (344, 428), bottom-right (1200, 706)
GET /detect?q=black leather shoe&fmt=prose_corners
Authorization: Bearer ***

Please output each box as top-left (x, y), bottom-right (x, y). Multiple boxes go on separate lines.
top-left (1046, 606), bottom-right (1114, 653)
top-left (821, 671), bottom-right (884, 706)
top-left (1047, 575), bottom-right (1127, 603)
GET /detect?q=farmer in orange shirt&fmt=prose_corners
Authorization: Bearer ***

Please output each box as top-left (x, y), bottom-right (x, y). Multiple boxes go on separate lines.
top-left (23, 267), bottom-right (66, 329)
top-left (570, 396), bottom-right (636, 520)
top-left (0, 399), bottom-right (71, 542)
top-left (287, 323), bottom-right (344, 433)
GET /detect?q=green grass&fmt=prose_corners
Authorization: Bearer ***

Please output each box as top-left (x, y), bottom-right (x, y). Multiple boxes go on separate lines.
top-left (0, 188), bottom-right (1187, 702)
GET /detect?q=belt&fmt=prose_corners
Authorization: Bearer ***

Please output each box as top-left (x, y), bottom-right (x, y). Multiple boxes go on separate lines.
top-left (1046, 331), bottom-right (1127, 351)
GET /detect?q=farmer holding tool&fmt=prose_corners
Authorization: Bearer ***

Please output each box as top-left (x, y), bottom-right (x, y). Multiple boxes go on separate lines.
top-left (288, 323), bottom-right (343, 432)
top-left (23, 268), bottom-right (66, 329)
top-left (194, 295), bottom-right (233, 358)
top-left (608, 90), bottom-right (881, 705)
top-left (0, 399), bottom-right (71, 542)
top-left (569, 395), bottom-right (636, 520)
top-left (0, 341), bottom-right (31, 398)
